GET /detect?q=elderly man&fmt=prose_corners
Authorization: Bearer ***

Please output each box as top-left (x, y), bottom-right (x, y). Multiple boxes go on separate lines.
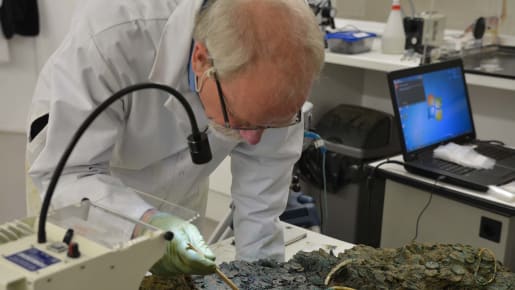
top-left (26, 0), bottom-right (324, 276)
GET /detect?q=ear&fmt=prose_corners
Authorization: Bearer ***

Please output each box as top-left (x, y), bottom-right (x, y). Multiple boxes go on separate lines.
top-left (191, 42), bottom-right (212, 76)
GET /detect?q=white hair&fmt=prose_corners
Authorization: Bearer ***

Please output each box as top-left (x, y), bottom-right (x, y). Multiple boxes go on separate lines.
top-left (193, 0), bottom-right (325, 81)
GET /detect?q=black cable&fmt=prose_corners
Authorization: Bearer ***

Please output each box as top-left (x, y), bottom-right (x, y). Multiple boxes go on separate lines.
top-left (363, 159), bottom-right (405, 245)
top-left (411, 175), bottom-right (445, 242)
top-left (366, 159), bottom-right (405, 194)
top-left (321, 149), bottom-right (327, 233)
top-left (318, 187), bottom-right (324, 232)
top-left (315, 150), bottom-right (327, 234)
top-left (411, 193), bottom-right (432, 242)
top-left (38, 83), bottom-right (212, 243)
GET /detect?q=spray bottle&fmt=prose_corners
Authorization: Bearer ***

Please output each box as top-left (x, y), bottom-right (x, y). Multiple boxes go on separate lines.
top-left (382, 0), bottom-right (405, 54)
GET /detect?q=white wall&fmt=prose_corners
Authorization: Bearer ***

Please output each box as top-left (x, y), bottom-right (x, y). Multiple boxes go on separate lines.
top-left (0, 37), bottom-right (38, 133)
top-left (206, 157), bottom-right (233, 222)
top-left (0, 0), bottom-right (78, 133)
top-left (0, 0), bottom-right (78, 222)
top-left (0, 132), bottom-right (27, 222)
top-left (335, 0), bottom-right (515, 36)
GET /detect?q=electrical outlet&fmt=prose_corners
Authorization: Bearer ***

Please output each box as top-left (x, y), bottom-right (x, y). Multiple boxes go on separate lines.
top-left (479, 216), bottom-right (502, 243)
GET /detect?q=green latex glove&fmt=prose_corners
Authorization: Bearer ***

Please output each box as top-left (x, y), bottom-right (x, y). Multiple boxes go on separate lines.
top-left (148, 212), bottom-right (216, 276)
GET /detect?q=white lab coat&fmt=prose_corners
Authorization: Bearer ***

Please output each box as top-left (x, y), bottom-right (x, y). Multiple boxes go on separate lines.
top-left (27, 0), bottom-right (304, 261)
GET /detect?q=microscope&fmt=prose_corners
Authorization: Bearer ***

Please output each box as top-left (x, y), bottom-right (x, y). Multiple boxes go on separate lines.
top-left (307, 0), bottom-right (336, 31)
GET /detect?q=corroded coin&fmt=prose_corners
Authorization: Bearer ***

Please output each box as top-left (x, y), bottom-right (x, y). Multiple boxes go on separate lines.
top-left (449, 274), bottom-right (463, 282)
top-left (451, 265), bottom-right (466, 275)
top-left (288, 262), bottom-right (304, 272)
top-left (425, 261), bottom-right (440, 269)
top-left (481, 253), bottom-right (495, 262)
top-left (465, 254), bottom-right (475, 264)
top-left (358, 268), bottom-right (368, 277)
top-left (440, 258), bottom-right (451, 267)
top-left (476, 275), bottom-right (487, 285)
top-left (424, 269), bottom-right (438, 277)
top-left (450, 251), bottom-right (465, 263)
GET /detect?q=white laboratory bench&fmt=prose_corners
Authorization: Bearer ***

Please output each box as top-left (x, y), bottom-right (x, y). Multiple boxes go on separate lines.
top-left (210, 222), bottom-right (355, 265)
top-left (326, 18), bottom-right (515, 91)
top-left (368, 155), bottom-right (515, 271)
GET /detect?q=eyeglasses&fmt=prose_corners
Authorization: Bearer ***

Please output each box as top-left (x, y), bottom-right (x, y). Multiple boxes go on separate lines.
top-left (213, 72), bottom-right (302, 131)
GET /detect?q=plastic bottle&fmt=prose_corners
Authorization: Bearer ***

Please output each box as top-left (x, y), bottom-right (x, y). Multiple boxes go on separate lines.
top-left (382, 0), bottom-right (405, 54)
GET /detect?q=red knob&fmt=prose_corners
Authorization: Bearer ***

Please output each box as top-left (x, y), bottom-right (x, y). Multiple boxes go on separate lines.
top-left (67, 242), bottom-right (81, 258)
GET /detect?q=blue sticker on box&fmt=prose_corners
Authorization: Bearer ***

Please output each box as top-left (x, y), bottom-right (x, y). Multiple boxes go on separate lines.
top-left (325, 31), bottom-right (377, 42)
top-left (5, 248), bottom-right (60, 272)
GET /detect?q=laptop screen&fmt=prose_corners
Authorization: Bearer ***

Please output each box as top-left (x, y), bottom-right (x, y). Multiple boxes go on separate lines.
top-left (390, 62), bottom-right (474, 154)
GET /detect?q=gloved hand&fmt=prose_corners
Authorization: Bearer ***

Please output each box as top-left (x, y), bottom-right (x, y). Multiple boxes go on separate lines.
top-left (148, 212), bottom-right (216, 276)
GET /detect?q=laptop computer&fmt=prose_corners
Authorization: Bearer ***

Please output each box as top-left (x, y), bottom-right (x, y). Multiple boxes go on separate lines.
top-left (387, 59), bottom-right (515, 192)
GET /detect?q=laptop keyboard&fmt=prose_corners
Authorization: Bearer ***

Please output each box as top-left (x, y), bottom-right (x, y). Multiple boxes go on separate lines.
top-left (433, 159), bottom-right (475, 175)
top-left (474, 145), bottom-right (515, 161)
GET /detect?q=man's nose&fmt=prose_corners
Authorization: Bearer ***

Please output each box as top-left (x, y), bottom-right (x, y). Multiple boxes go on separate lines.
top-left (239, 129), bottom-right (265, 145)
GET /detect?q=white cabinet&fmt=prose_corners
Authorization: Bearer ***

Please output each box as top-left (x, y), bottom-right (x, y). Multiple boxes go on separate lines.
top-left (206, 157), bottom-right (232, 222)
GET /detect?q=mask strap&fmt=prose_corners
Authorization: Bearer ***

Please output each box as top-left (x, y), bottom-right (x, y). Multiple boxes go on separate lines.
top-left (195, 67), bottom-right (216, 93)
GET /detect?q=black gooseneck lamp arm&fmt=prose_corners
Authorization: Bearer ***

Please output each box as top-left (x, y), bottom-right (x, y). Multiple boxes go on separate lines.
top-left (37, 83), bottom-right (212, 243)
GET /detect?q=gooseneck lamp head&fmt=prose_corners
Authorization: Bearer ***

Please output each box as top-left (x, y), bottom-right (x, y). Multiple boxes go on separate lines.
top-left (37, 83), bottom-right (212, 243)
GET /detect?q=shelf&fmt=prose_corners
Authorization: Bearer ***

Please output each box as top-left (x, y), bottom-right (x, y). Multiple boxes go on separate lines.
top-left (324, 39), bottom-right (418, 72)
top-left (464, 73), bottom-right (515, 91)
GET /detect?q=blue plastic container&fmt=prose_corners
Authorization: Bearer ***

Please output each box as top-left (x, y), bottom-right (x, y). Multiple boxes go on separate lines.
top-left (325, 31), bottom-right (377, 54)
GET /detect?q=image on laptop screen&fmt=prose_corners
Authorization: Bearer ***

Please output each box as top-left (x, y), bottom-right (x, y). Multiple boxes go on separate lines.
top-left (392, 65), bottom-right (474, 153)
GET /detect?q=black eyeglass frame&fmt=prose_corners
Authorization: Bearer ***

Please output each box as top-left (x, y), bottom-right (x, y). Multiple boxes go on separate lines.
top-left (213, 72), bottom-right (302, 131)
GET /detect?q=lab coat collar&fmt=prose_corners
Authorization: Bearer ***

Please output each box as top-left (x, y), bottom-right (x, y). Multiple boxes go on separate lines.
top-left (148, 0), bottom-right (208, 134)
top-left (148, 0), bottom-right (203, 92)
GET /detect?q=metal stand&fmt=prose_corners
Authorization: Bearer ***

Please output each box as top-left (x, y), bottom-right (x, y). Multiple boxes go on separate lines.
top-left (207, 204), bottom-right (234, 245)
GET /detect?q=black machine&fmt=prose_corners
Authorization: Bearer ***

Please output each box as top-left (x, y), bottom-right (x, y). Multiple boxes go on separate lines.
top-left (307, 0), bottom-right (336, 30)
top-left (296, 104), bottom-right (400, 246)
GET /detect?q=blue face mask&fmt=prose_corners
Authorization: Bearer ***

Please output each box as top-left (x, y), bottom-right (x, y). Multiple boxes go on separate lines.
top-left (188, 41), bottom-right (196, 92)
